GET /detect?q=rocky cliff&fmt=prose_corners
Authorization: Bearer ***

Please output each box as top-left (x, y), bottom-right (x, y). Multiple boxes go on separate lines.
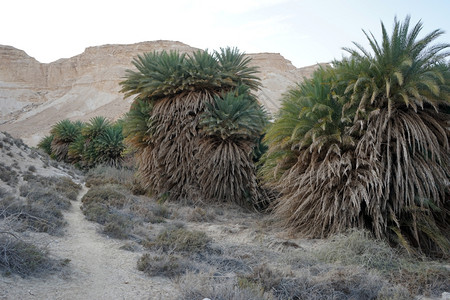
top-left (0, 41), bottom-right (322, 146)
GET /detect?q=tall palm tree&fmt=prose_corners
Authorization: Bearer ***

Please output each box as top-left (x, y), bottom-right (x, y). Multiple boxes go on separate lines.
top-left (120, 47), bottom-right (264, 205)
top-left (263, 67), bottom-right (366, 236)
top-left (264, 17), bottom-right (449, 257)
top-left (341, 16), bottom-right (450, 256)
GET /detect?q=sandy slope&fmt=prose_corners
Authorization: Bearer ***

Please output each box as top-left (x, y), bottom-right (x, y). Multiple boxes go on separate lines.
top-left (0, 185), bottom-right (177, 300)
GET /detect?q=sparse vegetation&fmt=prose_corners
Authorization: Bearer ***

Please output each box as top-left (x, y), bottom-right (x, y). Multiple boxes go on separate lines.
top-left (0, 16), bottom-right (448, 300)
top-left (0, 236), bottom-right (61, 277)
top-left (137, 253), bottom-right (193, 278)
top-left (144, 227), bottom-right (211, 253)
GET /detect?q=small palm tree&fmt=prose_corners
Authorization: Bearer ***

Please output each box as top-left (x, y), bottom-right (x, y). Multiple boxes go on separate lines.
top-left (50, 119), bottom-right (84, 162)
top-left (198, 86), bottom-right (267, 206)
top-left (94, 124), bottom-right (125, 167)
top-left (263, 67), bottom-right (362, 236)
top-left (37, 135), bottom-right (54, 155)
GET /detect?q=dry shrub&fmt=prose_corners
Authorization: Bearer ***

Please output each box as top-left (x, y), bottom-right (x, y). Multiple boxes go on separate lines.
top-left (144, 227), bottom-right (211, 253)
top-left (0, 163), bottom-right (19, 187)
top-left (137, 253), bottom-right (194, 278)
top-left (81, 184), bottom-right (128, 208)
top-left (1, 184), bottom-right (71, 235)
top-left (21, 173), bottom-right (81, 201)
top-left (0, 235), bottom-right (62, 277)
top-left (81, 184), bottom-right (171, 238)
top-left (85, 165), bottom-right (135, 189)
top-left (103, 222), bottom-right (130, 239)
top-left (185, 207), bottom-right (215, 223)
top-left (315, 229), bottom-right (401, 273)
top-left (315, 229), bottom-right (450, 297)
top-left (177, 271), bottom-right (269, 300)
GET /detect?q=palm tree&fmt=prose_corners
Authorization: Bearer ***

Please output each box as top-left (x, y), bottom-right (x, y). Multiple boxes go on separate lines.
top-left (198, 86), bottom-right (267, 207)
top-left (37, 135), bottom-right (54, 155)
top-left (263, 67), bottom-right (364, 236)
top-left (79, 116), bottom-right (112, 167)
top-left (341, 16), bottom-right (450, 256)
top-left (264, 17), bottom-right (449, 257)
top-left (120, 47), bottom-right (263, 205)
top-left (50, 119), bottom-right (84, 162)
top-left (94, 124), bottom-right (125, 167)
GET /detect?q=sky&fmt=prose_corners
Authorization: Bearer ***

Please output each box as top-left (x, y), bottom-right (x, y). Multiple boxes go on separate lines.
top-left (2, 0), bottom-right (449, 68)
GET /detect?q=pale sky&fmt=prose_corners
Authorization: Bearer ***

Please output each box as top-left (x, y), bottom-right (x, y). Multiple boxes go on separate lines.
top-left (2, 0), bottom-right (449, 68)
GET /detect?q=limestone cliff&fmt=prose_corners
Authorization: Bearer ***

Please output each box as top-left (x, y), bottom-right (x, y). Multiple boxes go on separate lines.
top-left (0, 41), bottom-right (323, 146)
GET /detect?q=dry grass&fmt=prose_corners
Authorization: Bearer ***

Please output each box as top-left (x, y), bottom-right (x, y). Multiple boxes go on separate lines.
top-left (1, 176), bottom-right (81, 235)
top-left (137, 253), bottom-right (194, 278)
top-left (85, 164), bottom-right (136, 190)
top-left (0, 235), bottom-right (64, 277)
top-left (74, 164), bottom-right (449, 299)
top-left (144, 227), bottom-right (211, 253)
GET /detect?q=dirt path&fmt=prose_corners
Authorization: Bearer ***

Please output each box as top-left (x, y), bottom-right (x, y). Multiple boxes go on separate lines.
top-left (0, 185), bottom-right (177, 300)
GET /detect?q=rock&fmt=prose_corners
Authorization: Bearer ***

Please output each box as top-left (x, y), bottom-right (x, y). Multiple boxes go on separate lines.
top-left (0, 41), bottom-right (325, 146)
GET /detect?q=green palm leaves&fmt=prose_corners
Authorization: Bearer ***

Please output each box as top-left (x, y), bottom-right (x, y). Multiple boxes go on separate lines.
top-left (120, 47), bottom-right (260, 100)
top-left (264, 17), bottom-right (449, 257)
top-left (198, 88), bottom-right (268, 206)
top-left (200, 87), bottom-right (267, 141)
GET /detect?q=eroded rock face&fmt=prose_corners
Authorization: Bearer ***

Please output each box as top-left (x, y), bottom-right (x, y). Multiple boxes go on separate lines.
top-left (0, 41), bottom-right (323, 146)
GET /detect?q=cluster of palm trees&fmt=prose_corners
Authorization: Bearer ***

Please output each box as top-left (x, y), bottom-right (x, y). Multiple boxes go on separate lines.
top-left (38, 17), bottom-right (448, 257)
top-left (38, 116), bottom-right (125, 168)
top-left (120, 48), bottom-right (268, 207)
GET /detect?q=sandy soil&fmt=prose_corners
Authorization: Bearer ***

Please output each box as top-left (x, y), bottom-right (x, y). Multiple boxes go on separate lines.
top-left (0, 185), bottom-right (178, 300)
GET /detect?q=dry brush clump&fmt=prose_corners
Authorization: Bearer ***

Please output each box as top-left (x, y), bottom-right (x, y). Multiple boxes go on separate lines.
top-left (315, 230), bottom-right (450, 297)
top-left (80, 184), bottom-right (172, 239)
top-left (0, 235), bottom-right (64, 277)
top-left (1, 175), bottom-right (81, 235)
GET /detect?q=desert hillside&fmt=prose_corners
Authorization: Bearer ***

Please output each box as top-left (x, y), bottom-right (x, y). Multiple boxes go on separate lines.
top-left (0, 41), bottom-right (322, 146)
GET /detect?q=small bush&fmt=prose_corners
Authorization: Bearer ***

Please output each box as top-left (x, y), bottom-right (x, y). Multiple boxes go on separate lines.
top-left (186, 207), bottom-right (215, 223)
top-left (315, 229), bottom-right (401, 273)
top-left (137, 253), bottom-right (192, 278)
top-left (144, 228), bottom-right (211, 253)
top-left (81, 185), bottom-right (128, 208)
top-left (0, 236), bottom-right (59, 277)
top-left (85, 165), bottom-right (135, 189)
top-left (2, 179), bottom-right (76, 235)
top-left (129, 201), bottom-right (170, 224)
top-left (28, 165), bottom-right (37, 172)
top-left (0, 164), bottom-right (18, 186)
top-left (103, 222), bottom-right (130, 239)
top-left (177, 271), bottom-right (269, 300)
